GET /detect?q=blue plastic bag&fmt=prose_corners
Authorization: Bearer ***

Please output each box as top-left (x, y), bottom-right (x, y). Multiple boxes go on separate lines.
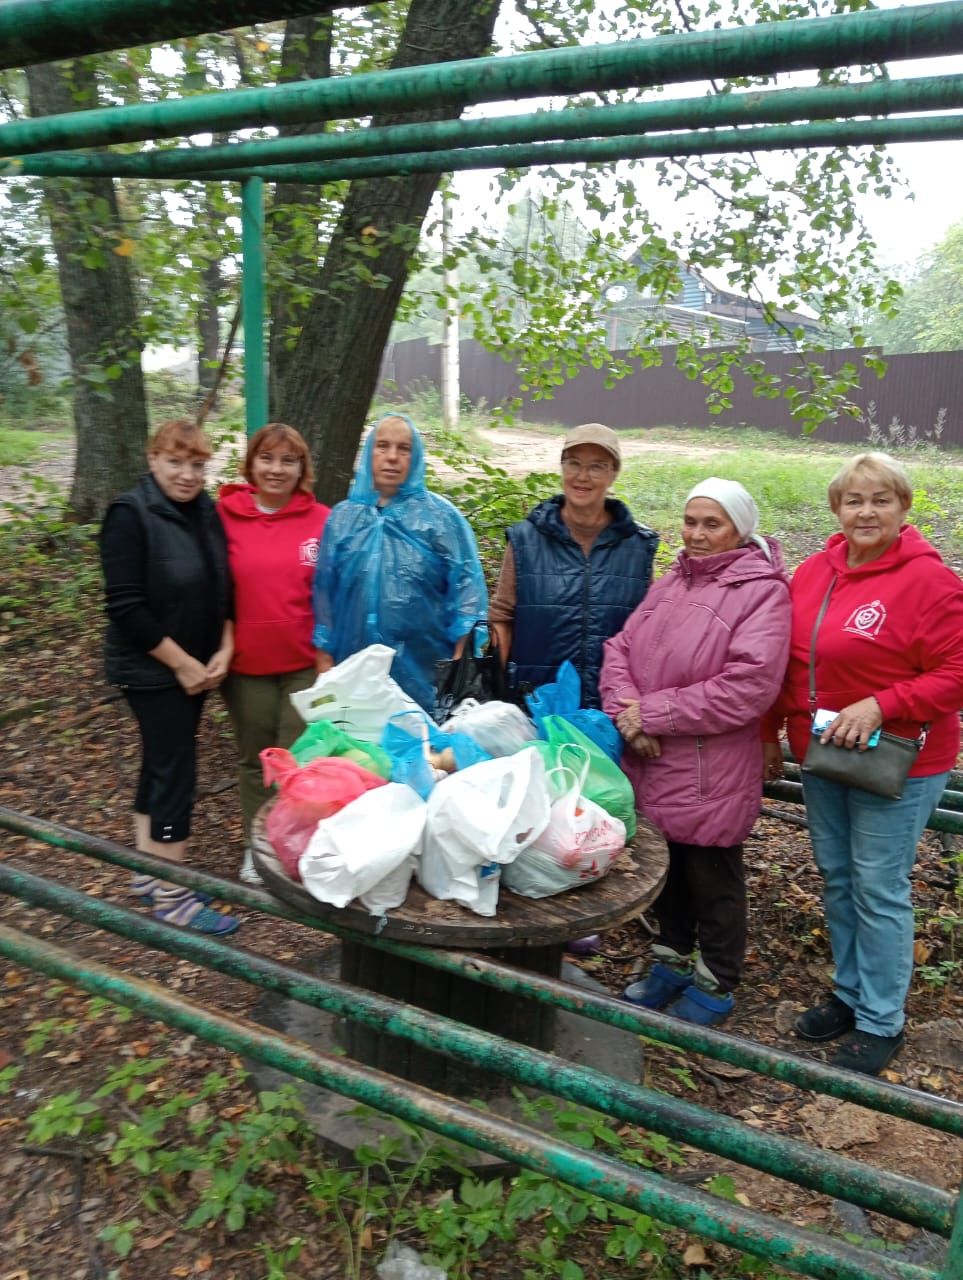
top-left (382, 710), bottom-right (492, 800)
top-left (526, 661), bottom-right (623, 763)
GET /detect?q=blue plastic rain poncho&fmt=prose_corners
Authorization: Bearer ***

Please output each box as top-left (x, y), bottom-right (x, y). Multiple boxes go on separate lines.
top-left (312, 416), bottom-right (488, 711)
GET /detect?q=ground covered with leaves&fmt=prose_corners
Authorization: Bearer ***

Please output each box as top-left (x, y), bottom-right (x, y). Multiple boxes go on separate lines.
top-left (0, 492), bottom-right (961, 1280)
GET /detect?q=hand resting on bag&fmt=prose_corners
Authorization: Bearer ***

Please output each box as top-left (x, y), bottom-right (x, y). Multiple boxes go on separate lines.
top-left (819, 696), bottom-right (883, 752)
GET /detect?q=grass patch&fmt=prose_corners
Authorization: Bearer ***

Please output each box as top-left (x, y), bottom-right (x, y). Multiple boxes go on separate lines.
top-left (0, 426), bottom-right (61, 467)
top-left (613, 444), bottom-right (963, 564)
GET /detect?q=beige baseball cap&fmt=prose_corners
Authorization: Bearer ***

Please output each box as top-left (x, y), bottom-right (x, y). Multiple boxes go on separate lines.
top-left (561, 422), bottom-right (621, 471)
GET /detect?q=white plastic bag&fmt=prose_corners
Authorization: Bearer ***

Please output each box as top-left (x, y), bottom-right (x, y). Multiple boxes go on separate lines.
top-left (376, 1242), bottom-right (447, 1280)
top-left (299, 782), bottom-right (426, 914)
top-left (441, 698), bottom-right (537, 756)
top-left (418, 751), bottom-right (551, 916)
top-left (289, 644), bottom-right (423, 742)
top-left (502, 764), bottom-right (626, 899)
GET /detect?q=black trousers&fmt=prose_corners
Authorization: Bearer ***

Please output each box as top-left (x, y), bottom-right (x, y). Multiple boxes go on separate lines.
top-left (124, 686), bottom-right (207, 844)
top-left (654, 840), bottom-right (747, 993)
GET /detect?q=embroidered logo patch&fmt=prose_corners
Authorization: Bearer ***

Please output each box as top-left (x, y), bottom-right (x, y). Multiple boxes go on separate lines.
top-left (843, 598), bottom-right (887, 638)
top-left (299, 537), bottom-right (320, 566)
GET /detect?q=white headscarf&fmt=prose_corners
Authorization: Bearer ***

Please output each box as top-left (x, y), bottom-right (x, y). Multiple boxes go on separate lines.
top-left (684, 477), bottom-right (772, 562)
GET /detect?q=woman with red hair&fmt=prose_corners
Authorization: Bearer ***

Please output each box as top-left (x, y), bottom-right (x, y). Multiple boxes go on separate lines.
top-left (218, 424), bottom-right (329, 883)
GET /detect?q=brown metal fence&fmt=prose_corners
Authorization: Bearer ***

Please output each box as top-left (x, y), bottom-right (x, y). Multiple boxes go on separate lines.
top-left (379, 339), bottom-right (963, 447)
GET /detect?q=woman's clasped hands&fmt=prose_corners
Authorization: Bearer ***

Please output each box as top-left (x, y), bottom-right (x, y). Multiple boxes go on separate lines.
top-left (617, 696), bottom-right (661, 758)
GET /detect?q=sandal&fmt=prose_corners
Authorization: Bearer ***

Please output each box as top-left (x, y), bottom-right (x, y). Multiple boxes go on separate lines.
top-left (624, 962), bottom-right (694, 1010)
top-left (153, 887), bottom-right (240, 936)
top-left (666, 983), bottom-right (734, 1026)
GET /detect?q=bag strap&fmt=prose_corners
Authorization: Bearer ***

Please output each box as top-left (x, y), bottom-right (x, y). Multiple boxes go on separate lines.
top-left (807, 576), bottom-right (837, 713)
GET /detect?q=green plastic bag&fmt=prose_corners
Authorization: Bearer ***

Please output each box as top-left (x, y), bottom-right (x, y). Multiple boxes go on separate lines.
top-left (530, 715), bottom-right (636, 839)
top-left (290, 719), bottom-right (393, 779)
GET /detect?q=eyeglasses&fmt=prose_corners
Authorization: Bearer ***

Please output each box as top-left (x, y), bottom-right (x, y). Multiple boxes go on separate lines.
top-left (561, 458), bottom-right (614, 480)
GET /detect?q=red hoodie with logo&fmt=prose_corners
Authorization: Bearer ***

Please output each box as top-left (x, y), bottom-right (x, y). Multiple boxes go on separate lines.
top-left (768, 525), bottom-right (963, 775)
top-left (217, 484), bottom-right (330, 676)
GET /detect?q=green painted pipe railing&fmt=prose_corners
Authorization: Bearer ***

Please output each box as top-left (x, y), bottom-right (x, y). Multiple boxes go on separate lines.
top-left (0, 924), bottom-right (945, 1280)
top-left (1, 805), bottom-right (960, 1139)
top-left (0, 860), bottom-right (954, 1237)
top-left (1, 2), bottom-right (962, 158)
top-left (166, 115), bottom-right (963, 186)
top-left (764, 778), bottom-right (963, 836)
top-left (0, 0), bottom-right (354, 74)
top-left (241, 176), bottom-right (267, 436)
top-left (6, 74), bottom-right (963, 180)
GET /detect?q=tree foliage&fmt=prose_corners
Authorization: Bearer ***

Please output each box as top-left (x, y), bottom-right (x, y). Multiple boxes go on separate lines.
top-left (858, 223), bottom-right (963, 355)
top-left (0, 0), bottom-right (918, 514)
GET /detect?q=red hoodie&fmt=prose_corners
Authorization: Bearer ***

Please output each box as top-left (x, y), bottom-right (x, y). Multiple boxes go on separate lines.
top-left (767, 525), bottom-right (963, 775)
top-left (217, 484), bottom-right (330, 676)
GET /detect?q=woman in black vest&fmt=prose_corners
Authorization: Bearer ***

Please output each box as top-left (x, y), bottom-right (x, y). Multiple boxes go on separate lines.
top-left (489, 423), bottom-right (658, 709)
top-left (101, 420), bottom-right (239, 935)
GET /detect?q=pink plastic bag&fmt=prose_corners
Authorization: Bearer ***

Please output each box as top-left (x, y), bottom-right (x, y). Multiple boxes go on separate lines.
top-left (260, 748), bottom-right (386, 879)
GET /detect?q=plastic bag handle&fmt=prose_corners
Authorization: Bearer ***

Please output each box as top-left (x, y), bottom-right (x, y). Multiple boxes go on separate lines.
top-left (544, 764), bottom-right (581, 801)
top-left (555, 742), bottom-right (591, 791)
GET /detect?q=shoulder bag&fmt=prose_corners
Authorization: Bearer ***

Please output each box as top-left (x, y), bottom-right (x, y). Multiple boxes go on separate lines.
top-left (800, 576), bottom-right (925, 800)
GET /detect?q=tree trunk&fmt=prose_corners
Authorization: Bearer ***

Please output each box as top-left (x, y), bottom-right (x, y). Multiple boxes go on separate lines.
top-left (268, 15), bottom-right (333, 416)
top-left (274, 0), bottom-right (500, 506)
top-left (197, 250), bottom-right (223, 399)
top-left (26, 61), bottom-right (149, 522)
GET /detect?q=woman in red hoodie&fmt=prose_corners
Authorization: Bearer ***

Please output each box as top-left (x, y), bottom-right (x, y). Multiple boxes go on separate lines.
top-left (218, 424), bottom-right (330, 882)
top-left (764, 452), bottom-right (963, 1075)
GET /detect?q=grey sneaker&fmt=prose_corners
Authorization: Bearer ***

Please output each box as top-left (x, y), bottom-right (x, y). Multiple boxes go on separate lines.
top-left (239, 848), bottom-right (262, 885)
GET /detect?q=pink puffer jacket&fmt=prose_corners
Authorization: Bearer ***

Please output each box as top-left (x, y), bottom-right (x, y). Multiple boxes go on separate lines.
top-left (600, 539), bottom-right (790, 847)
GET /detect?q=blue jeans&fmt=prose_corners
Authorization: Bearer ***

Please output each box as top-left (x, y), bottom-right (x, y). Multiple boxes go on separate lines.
top-left (801, 771), bottom-right (947, 1037)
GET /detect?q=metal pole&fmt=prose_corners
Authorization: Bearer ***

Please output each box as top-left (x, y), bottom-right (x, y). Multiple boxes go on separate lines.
top-left (6, 73), bottom-right (963, 180)
top-left (0, 862), bottom-right (952, 1235)
top-left (179, 115), bottom-right (963, 186)
top-left (0, 0), bottom-right (356, 73)
top-left (0, 925), bottom-right (935, 1280)
top-left (1, 2), bottom-right (962, 157)
top-left (241, 176), bottom-right (267, 436)
top-left (2, 806), bottom-right (961, 1138)
top-left (440, 187), bottom-right (460, 432)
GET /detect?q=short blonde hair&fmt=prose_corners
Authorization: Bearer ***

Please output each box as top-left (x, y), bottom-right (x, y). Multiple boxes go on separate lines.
top-left (148, 419), bottom-right (212, 461)
top-left (828, 452), bottom-right (912, 513)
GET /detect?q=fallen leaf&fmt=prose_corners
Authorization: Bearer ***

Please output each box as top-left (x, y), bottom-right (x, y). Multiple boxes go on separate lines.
top-left (683, 1242), bottom-right (709, 1266)
top-left (141, 1230), bottom-right (176, 1250)
top-left (113, 237), bottom-right (135, 257)
top-left (194, 1255), bottom-right (213, 1273)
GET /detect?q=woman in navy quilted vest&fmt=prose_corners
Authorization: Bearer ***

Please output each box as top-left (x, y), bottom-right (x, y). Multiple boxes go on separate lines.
top-left (489, 423), bottom-right (658, 709)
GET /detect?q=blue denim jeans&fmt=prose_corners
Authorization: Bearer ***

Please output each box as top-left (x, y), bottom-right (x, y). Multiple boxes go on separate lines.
top-left (801, 771), bottom-right (947, 1036)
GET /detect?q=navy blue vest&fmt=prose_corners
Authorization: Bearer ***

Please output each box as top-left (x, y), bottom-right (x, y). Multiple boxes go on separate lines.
top-left (508, 496), bottom-right (657, 707)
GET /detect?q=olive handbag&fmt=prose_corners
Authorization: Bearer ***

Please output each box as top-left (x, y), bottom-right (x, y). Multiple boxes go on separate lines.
top-left (800, 576), bottom-right (925, 800)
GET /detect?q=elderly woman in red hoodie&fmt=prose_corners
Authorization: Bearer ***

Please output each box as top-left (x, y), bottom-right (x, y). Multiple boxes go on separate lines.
top-left (764, 452), bottom-right (963, 1075)
top-left (218, 424), bottom-right (329, 882)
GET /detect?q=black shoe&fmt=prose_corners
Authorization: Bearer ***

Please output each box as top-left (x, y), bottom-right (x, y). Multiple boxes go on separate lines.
top-left (829, 1029), bottom-right (905, 1076)
top-left (795, 994), bottom-right (855, 1042)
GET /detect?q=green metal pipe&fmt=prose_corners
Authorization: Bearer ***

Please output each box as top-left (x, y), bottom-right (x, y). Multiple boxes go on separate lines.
top-left (2, 804), bottom-right (961, 1139)
top-left (0, 863), bottom-right (951, 1235)
top-left (241, 176), bottom-right (267, 436)
top-left (1, 1), bottom-right (962, 158)
top-left (175, 115), bottom-right (963, 186)
top-left (778, 763), bottom-right (963, 814)
top-left (764, 780), bottom-right (963, 835)
top-left (6, 74), bottom-right (963, 179)
top-left (0, 0), bottom-right (355, 74)
top-left (0, 926), bottom-right (935, 1280)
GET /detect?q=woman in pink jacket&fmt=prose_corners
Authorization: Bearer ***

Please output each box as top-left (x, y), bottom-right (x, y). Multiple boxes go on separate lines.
top-left (600, 479), bottom-right (790, 1025)
top-left (218, 424), bottom-right (329, 883)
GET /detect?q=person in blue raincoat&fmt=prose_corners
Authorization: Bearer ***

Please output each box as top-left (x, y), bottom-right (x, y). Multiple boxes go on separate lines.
top-left (312, 414), bottom-right (488, 711)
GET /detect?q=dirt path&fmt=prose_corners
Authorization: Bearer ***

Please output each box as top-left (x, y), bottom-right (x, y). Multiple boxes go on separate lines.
top-left (475, 426), bottom-right (726, 475)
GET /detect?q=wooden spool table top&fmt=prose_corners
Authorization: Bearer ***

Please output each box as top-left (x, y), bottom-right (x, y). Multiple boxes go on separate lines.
top-left (251, 805), bottom-right (668, 950)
